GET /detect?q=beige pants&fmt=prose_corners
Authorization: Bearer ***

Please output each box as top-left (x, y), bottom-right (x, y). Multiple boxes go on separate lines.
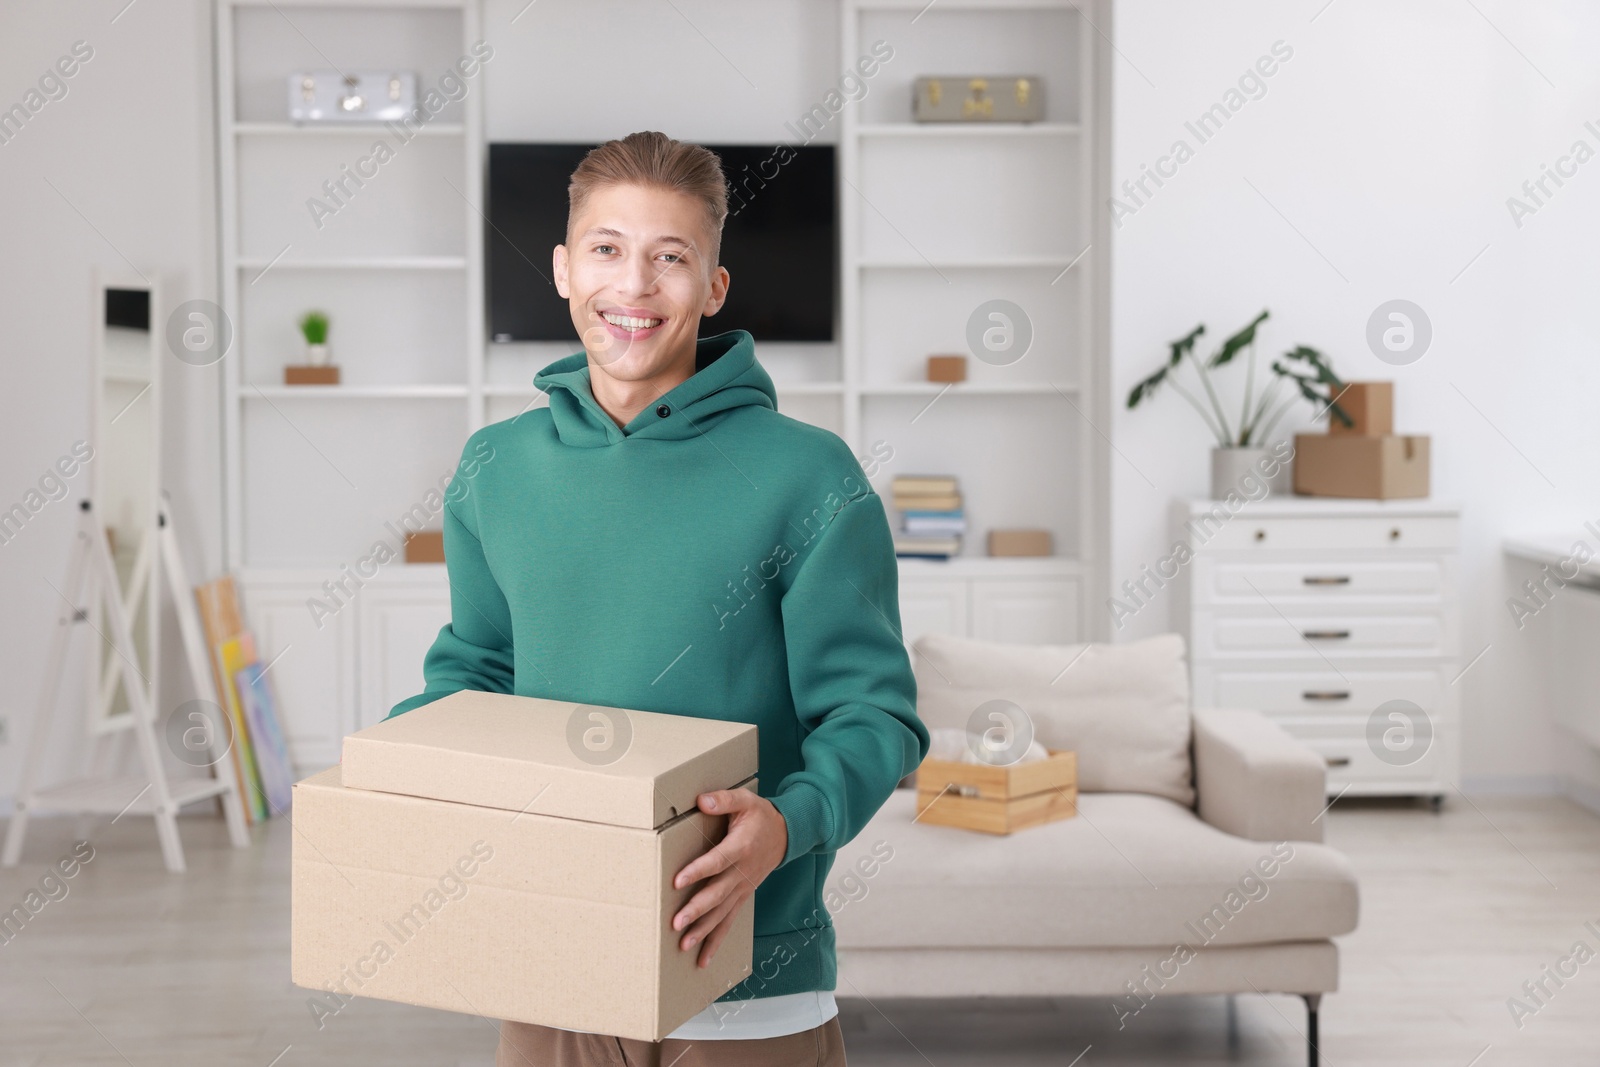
top-left (495, 1016), bottom-right (847, 1067)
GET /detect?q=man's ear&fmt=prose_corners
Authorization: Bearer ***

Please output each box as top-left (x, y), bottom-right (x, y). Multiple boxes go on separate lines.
top-left (700, 264), bottom-right (730, 318)
top-left (553, 244), bottom-right (570, 299)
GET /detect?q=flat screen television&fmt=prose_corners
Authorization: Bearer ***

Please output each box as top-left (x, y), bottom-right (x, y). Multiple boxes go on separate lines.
top-left (486, 142), bottom-right (836, 343)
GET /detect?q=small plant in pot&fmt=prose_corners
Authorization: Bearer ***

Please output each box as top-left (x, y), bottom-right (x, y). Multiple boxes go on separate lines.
top-left (299, 310), bottom-right (330, 367)
top-left (1126, 309), bottom-right (1351, 499)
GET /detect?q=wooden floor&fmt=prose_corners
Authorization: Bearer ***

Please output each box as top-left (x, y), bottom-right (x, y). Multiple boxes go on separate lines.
top-left (2, 793), bottom-right (1598, 1066)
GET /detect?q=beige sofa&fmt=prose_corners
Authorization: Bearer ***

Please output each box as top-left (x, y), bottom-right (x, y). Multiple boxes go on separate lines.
top-left (830, 633), bottom-right (1359, 1067)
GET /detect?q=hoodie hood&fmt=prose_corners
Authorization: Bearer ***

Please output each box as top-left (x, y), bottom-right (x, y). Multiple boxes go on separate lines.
top-left (532, 328), bottom-right (777, 448)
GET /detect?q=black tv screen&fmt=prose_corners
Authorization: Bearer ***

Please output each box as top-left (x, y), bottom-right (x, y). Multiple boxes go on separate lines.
top-left (486, 142), bottom-right (836, 343)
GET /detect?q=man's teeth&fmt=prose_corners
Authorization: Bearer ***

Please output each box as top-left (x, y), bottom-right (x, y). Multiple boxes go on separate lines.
top-left (602, 312), bottom-right (662, 329)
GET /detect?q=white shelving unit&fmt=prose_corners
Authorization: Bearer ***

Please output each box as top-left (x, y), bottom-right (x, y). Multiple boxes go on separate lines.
top-left (839, 0), bottom-right (1107, 642)
top-left (216, 0), bottom-right (484, 571)
top-left (213, 0), bottom-right (1110, 761)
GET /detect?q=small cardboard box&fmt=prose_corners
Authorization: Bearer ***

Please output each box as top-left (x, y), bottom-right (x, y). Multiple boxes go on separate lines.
top-left (291, 690), bottom-right (759, 1041)
top-left (284, 364), bottom-right (340, 385)
top-left (926, 354), bottom-right (967, 383)
top-left (1328, 381), bottom-right (1393, 436)
top-left (403, 529), bottom-right (444, 563)
top-left (914, 749), bottom-right (1077, 834)
top-left (987, 529), bottom-right (1053, 557)
top-left (1293, 433), bottom-right (1430, 499)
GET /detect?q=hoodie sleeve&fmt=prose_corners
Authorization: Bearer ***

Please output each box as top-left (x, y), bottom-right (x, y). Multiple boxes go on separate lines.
top-left (766, 488), bottom-right (930, 867)
top-left (385, 497), bottom-right (515, 719)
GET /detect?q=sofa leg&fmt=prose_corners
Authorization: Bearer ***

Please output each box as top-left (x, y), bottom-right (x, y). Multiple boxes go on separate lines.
top-left (1225, 993), bottom-right (1239, 1049)
top-left (1301, 993), bottom-right (1322, 1067)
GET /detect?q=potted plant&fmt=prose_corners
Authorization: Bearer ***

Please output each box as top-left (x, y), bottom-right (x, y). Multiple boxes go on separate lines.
top-left (1126, 309), bottom-right (1351, 498)
top-left (299, 310), bottom-right (330, 367)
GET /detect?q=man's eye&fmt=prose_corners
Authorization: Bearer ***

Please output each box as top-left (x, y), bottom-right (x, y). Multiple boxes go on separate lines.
top-left (660, 252), bottom-right (682, 263)
top-left (595, 244), bottom-right (616, 255)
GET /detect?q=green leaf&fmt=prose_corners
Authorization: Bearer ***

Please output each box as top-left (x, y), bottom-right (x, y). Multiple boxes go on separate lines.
top-left (1126, 364), bottom-right (1169, 408)
top-left (1168, 323), bottom-right (1205, 367)
top-left (1207, 309), bottom-right (1270, 368)
top-left (1270, 361), bottom-right (1353, 427)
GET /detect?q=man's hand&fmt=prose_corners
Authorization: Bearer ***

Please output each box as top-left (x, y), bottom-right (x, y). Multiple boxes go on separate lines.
top-left (670, 789), bottom-right (788, 969)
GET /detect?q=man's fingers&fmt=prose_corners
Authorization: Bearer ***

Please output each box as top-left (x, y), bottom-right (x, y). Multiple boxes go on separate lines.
top-left (681, 882), bottom-right (741, 950)
top-left (674, 864), bottom-right (738, 931)
top-left (697, 905), bottom-right (740, 968)
top-left (674, 835), bottom-right (735, 891)
top-left (674, 801), bottom-right (760, 889)
top-left (698, 788), bottom-right (756, 814)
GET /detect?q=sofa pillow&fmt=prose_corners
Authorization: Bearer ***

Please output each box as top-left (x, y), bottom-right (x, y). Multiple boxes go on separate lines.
top-left (910, 632), bottom-right (1194, 806)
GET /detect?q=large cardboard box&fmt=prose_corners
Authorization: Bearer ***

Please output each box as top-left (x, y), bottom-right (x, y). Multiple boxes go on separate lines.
top-left (291, 690), bottom-right (759, 1041)
top-left (1293, 433), bottom-right (1430, 498)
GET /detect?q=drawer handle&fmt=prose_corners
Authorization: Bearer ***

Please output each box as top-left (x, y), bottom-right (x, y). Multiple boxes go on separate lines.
top-left (1389, 527), bottom-right (1402, 541)
top-left (1325, 756), bottom-right (1352, 767)
top-left (1302, 629), bottom-right (1352, 640)
top-left (1303, 575), bottom-right (1351, 586)
top-left (1253, 529), bottom-right (1267, 542)
top-left (1302, 690), bottom-right (1351, 701)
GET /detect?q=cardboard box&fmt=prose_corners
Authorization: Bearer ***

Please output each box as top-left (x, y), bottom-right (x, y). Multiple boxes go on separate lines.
top-left (403, 530), bottom-right (444, 563)
top-left (292, 690), bottom-right (759, 1041)
top-left (914, 749), bottom-right (1077, 834)
top-left (284, 364), bottom-right (340, 385)
top-left (1293, 433), bottom-right (1430, 499)
top-left (987, 529), bottom-right (1052, 557)
top-left (926, 354), bottom-right (967, 383)
top-left (1328, 381), bottom-right (1393, 436)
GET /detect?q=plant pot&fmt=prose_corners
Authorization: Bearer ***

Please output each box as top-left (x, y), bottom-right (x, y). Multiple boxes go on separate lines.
top-left (306, 342), bottom-right (330, 367)
top-left (1210, 446), bottom-right (1291, 500)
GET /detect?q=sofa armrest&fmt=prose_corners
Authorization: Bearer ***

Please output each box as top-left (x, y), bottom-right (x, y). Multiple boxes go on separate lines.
top-left (1192, 707), bottom-right (1327, 843)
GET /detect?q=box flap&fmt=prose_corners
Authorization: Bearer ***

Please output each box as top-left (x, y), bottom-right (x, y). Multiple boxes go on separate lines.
top-left (341, 690), bottom-right (759, 830)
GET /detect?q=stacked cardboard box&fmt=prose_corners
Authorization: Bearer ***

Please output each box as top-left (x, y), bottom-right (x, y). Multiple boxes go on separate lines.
top-left (1294, 381), bottom-right (1430, 499)
top-left (290, 690), bottom-right (758, 1041)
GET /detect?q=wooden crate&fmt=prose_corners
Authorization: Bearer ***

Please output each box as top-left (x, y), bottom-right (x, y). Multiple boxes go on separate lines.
top-left (914, 749), bottom-right (1077, 834)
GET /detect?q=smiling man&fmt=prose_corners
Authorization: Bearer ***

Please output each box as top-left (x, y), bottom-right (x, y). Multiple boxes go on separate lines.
top-left (387, 131), bottom-right (928, 1066)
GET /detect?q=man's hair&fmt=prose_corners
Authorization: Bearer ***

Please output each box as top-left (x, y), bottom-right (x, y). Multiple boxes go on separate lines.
top-left (567, 131), bottom-right (729, 269)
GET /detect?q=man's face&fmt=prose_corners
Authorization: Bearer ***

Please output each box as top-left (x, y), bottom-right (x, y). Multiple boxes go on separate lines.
top-left (554, 182), bottom-right (729, 382)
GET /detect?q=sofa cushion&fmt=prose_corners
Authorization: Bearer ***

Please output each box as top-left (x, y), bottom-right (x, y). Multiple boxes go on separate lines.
top-left (912, 632), bottom-right (1195, 806)
top-left (830, 790), bottom-right (1359, 950)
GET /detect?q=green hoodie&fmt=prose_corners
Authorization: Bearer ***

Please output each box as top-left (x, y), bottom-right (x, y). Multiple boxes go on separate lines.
top-left (387, 327), bottom-right (929, 1004)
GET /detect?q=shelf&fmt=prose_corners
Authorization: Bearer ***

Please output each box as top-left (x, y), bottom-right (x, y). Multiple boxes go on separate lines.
top-left (28, 774), bottom-right (232, 815)
top-left (856, 0), bottom-right (1078, 9)
top-left (861, 382), bottom-right (1078, 396)
top-left (236, 256), bottom-right (467, 271)
top-left (776, 382), bottom-right (847, 394)
top-left (858, 122), bottom-right (1080, 137)
top-left (894, 556), bottom-right (1085, 577)
top-left (857, 255), bottom-right (1089, 271)
top-left (484, 382), bottom-right (849, 398)
top-left (228, 0), bottom-right (463, 7)
top-left (245, 384), bottom-right (470, 399)
top-left (232, 121), bottom-right (465, 137)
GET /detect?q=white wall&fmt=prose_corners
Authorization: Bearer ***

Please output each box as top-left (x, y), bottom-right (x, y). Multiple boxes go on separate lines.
top-left (6, 0), bottom-right (1597, 804)
top-left (1108, 0), bottom-right (1600, 796)
top-left (0, 2), bottom-right (221, 802)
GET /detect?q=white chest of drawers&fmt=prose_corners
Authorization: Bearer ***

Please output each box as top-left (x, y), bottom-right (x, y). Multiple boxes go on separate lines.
top-left (1173, 497), bottom-right (1462, 803)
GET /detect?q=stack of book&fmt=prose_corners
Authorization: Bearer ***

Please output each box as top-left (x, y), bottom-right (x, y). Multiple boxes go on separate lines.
top-left (892, 475), bottom-right (965, 559)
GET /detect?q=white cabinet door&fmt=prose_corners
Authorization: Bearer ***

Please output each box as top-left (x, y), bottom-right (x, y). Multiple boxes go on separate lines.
top-left (971, 579), bottom-right (1081, 645)
top-left (357, 578), bottom-right (451, 731)
top-left (898, 580), bottom-right (970, 649)
top-left (237, 572), bottom-right (358, 771)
